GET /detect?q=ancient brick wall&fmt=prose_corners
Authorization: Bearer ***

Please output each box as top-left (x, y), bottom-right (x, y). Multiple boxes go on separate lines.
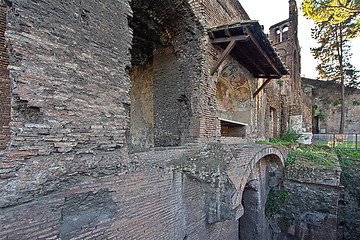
top-left (1, 0), bottom-right (132, 207)
top-left (189, 0), bottom-right (249, 26)
top-left (267, 0), bottom-right (303, 137)
top-left (0, 4), bottom-right (10, 149)
top-left (269, 155), bottom-right (342, 240)
top-left (302, 78), bottom-right (360, 134)
top-left (0, 166), bottom-right (238, 239)
top-left (0, 0), bottom-right (292, 239)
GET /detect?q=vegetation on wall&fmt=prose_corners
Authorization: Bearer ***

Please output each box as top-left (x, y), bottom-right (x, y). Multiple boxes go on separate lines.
top-left (312, 104), bottom-right (325, 120)
top-left (318, 109), bottom-right (325, 120)
top-left (312, 104), bottom-right (318, 117)
top-left (353, 100), bottom-right (360, 106)
top-left (258, 128), bottom-right (300, 147)
top-left (334, 148), bottom-right (360, 239)
top-left (265, 188), bottom-right (290, 217)
top-left (277, 79), bottom-right (284, 86)
top-left (333, 99), bottom-right (341, 106)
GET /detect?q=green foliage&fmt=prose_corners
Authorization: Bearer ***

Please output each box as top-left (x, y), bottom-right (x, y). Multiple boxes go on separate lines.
top-left (280, 129), bottom-right (300, 143)
top-left (335, 148), bottom-right (360, 168)
top-left (277, 79), bottom-right (284, 86)
top-left (313, 90), bottom-right (319, 97)
top-left (302, 0), bottom-right (360, 24)
top-left (355, 190), bottom-right (360, 205)
top-left (317, 109), bottom-right (325, 120)
top-left (257, 140), bottom-right (278, 146)
top-left (310, 18), bottom-right (359, 85)
top-left (286, 145), bottom-right (337, 166)
top-left (265, 188), bottom-right (291, 217)
top-left (302, 83), bottom-right (311, 89)
top-left (353, 100), bottom-right (360, 105)
top-left (333, 99), bottom-right (341, 106)
top-left (259, 129), bottom-right (300, 147)
top-left (312, 105), bottom-right (319, 119)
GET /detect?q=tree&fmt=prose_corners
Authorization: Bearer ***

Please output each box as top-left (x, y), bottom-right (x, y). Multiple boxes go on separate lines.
top-left (303, 0), bottom-right (360, 23)
top-left (310, 15), bottom-right (360, 133)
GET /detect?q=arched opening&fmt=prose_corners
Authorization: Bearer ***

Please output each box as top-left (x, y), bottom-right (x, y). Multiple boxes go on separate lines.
top-left (275, 28), bottom-right (281, 43)
top-left (282, 26), bottom-right (289, 41)
top-left (128, 0), bottom-right (200, 149)
top-left (0, 3), bottom-right (10, 150)
top-left (239, 155), bottom-right (283, 239)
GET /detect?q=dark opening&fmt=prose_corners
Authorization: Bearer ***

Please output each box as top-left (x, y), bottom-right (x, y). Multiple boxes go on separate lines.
top-left (128, 0), bottom-right (192, 149)
top-left (312, 116), bottom-right (319, 134)
top-left (220, 119), bottom-right (246, 137)
top-left (270, 107), bottom-right (278, 138)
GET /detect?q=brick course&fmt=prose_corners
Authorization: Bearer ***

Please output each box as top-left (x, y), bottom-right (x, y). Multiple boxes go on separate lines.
top-left (0, 0), bottom-right (296, 239)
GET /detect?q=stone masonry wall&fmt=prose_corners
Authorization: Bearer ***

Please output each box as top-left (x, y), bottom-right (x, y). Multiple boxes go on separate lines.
top-left (269, 152), bottom-right (342, 240)
top-left (0, 0), bottom-right (292, 239)
top-left (1, 0), bottom-right (132, 207)
top-left (302, 78), bottom-right (360, 134)
top-left (0, 4), bottom-right (10, 149)
top-left (0, 165), bottom-right (238, 240)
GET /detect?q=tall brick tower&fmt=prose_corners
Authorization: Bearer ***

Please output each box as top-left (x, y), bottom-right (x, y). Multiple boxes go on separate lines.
top-left (268, 0), bottom-right (307, 140)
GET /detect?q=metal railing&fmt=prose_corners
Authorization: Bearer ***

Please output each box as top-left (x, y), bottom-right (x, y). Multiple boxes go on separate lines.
top-left (313, 134), bottom-right (359, 149)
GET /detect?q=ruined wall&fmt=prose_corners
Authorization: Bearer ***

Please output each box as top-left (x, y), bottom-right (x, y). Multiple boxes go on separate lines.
top-left (1, 0), bottom-right (134, 207)
top-left (0, 0), bottom-right (293, 239)
top-left (268, 151), bottom-right (341, 240)
top-left (0, 163), bottom-right (238, 240)
top-left (0, 4), bottom-right (10, 149)
top-left (302, 78), bottom-right (360, 134)
top-left (268, 0), bottom-right (303, 138)
top-left (129, 0), bottom-right (207, 146)
top-left (264, 80), bottom-right (282, 139)
top-left (189, 0), bottom-right (249, 26)
top-left (129, 62), bottom-right (154, 148)
top-left (239, 156), bottom-right (284, 239)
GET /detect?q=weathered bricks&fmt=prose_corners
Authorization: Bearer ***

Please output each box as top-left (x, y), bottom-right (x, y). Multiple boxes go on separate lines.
top-left (0, 0), bottom-right (297, 239)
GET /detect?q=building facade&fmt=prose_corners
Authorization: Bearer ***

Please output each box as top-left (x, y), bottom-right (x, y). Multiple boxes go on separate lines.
top-left (0, 0), bottom-right (304, 239)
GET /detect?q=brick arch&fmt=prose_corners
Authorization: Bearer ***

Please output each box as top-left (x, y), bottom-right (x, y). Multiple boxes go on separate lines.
top-left (227, 145), bottom-right (285, 220)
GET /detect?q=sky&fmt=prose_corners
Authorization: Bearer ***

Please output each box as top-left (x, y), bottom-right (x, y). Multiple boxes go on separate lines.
top-left (240, 0), bottom-right (360, 79)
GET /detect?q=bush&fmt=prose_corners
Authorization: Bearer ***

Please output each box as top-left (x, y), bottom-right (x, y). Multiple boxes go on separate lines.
top-left (280, 128), bottom-right (300, 143)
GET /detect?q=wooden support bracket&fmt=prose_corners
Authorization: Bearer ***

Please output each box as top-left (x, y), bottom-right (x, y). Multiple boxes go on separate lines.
top-left (253, 78), bottom-right (272, 98)
top-left (245, 27), bottom-right (282, 77)
top-left (210, 39), bottom-right (236, 75)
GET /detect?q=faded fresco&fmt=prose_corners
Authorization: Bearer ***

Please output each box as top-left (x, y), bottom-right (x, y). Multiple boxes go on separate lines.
top-left (216, 62), bottom-right (253, 124)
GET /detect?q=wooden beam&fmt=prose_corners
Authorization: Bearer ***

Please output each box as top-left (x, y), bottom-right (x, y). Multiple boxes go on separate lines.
top-left (210, 35), bottom-right (248, 44)
top-left (253, 78), bottom-right (273, 98)
top-left (235, 46), bottom-right (266, 75)
top-left (210, 39), bottom-right (236, 75)
top-left (244, 27), bottom-right (282, 76)
top-left (224, 28), bottom-right (231, 37)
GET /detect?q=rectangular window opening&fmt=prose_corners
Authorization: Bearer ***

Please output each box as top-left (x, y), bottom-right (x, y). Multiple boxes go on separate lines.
top-left (219, 118), bottom-right (247, 138)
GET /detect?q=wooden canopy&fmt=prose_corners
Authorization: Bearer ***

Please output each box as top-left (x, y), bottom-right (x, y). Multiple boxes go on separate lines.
top-left (208, 21), bottom-right (288, 79)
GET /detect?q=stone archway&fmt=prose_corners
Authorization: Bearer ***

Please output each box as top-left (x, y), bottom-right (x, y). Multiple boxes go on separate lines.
top-left (238, 154), bottom-right (284, 240)
top-left (201, 144), bottom-right (286, 227)
top-left (227, 145), bottom-right (285, 220)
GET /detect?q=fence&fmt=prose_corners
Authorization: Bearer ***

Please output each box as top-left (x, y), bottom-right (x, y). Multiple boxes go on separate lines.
top-left (313, 134), bottom-right (359, 149)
